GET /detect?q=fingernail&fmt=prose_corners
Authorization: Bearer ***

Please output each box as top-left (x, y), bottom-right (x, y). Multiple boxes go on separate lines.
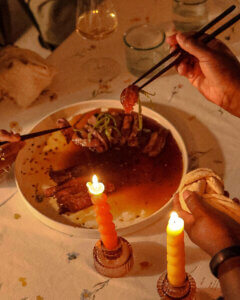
top-left (183, 190), bottom-right (192, 200)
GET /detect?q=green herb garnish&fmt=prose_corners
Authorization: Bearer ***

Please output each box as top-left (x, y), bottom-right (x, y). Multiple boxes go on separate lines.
top-left (74, 113), bottom-right (120, 143)
top-left (136, 89), bottom-right (155, 131)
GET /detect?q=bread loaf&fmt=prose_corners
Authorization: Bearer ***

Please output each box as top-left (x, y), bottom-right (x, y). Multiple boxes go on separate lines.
top-left (178, 168), bottom-right (240, 224)
top-left (0, 46), bottom-right (55, 108)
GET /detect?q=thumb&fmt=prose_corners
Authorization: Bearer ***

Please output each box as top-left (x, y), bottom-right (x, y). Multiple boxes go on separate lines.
top-left (183, 190), bottom-right (206, 217)
top-left (176, 33), bottom-right (213, 62)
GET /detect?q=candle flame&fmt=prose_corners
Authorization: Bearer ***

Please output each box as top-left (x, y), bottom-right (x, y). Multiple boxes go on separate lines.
top-left (168, 211), bottom-right (184, 231)
top-left (86, 174), bottom-right (104, 195)
top-left (92, 175), bottom-right (99, 189)
top-left (170, 211), bottom-right (179, 223)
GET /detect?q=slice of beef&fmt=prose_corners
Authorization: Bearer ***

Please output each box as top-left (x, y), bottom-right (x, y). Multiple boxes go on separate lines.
top-left (120, 85), bottom-right (139, 114)
top-left (120, 114), bottom-right (133, 145)
top-left (72, 132), bottom-right (104, 152)
top-left (128, 114), bottom-right (139, 147)
top-left (142, 131), bottom-right (158, 154)
top-left (44, 177), bottom-right (116, 214)
top-left (57, 118), bottom-right (73, 143)
top-left (49, 164), bottom-right (90, 184)
top-left (148, 128), bottom-right (169, 157)
top-left (44, 177), bottom-right (92, 213)
top-left (49, 167), bottom-right (73, 184)
top-left (142, 127), bottom-right (169, 157)
top-left (57, 190), bottom-right (92, 214)
top-left (84, 124), bottom-right (109, 151)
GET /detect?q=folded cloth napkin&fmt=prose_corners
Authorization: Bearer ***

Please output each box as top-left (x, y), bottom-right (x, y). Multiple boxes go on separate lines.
top-left (179, 168), bottom-right (240, 224)
top-left (0, 46), bottom-right (55, 108)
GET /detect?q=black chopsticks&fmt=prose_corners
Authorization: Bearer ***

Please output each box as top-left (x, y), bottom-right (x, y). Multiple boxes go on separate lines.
top-left (133, 5), bottom-right (240, 90)
top-left (0, 126), bottom-right (71, 146)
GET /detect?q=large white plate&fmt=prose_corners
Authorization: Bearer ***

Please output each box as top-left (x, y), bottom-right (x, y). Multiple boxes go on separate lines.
top-left (15, 99), bottom-right (188, 237)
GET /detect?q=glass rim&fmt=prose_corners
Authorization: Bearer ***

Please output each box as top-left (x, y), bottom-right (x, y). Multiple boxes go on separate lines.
top-left (123, 24), bottom-right (166, 51)
top-left (174, 0), bottom-right (207, 5)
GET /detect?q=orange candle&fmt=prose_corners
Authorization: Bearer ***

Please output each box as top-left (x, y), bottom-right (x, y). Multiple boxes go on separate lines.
top-left (167, 211), bottom-right (186, 287)
top-left (87, 175), bottom-right (118, 250)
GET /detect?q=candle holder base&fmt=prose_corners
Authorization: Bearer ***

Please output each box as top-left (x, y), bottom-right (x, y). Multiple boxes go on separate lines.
top-left (157, 272), bottom-right (196, 299)
top-left (93, 236), bottom-right (134, 278)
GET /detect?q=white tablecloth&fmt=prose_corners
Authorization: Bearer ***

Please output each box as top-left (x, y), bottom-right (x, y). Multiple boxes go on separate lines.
top-left (0, 0), bottom-right (240, 299)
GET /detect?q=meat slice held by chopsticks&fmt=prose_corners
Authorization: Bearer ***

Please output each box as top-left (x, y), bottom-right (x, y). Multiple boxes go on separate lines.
top-left (120, 85), bottom-right (139, 114)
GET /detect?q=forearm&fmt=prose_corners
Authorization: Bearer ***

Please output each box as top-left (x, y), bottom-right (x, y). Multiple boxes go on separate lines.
top-left (218, 256), bottom-right (240, 300)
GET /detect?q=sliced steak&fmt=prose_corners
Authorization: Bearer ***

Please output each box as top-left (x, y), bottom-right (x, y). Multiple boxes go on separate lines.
top-left (44, 177), bottom-right (115, 214)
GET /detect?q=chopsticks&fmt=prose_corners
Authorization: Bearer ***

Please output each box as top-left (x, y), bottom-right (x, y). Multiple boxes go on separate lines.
top-left (133, 5), bottom-right (240, 90)
top-left (0, 126), bottom-right (71, 146)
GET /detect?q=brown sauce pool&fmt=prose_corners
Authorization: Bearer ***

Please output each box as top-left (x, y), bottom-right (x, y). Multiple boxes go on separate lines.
top-left (17, 108), bottom-right (183, 228)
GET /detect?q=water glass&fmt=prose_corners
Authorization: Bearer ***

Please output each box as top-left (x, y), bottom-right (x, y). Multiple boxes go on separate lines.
top-left (173, 0), bottom-right (208, 32)
top-left (123, 24), bottom-right (167, 77)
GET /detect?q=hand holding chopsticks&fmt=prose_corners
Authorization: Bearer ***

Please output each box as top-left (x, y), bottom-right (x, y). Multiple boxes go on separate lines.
top-left (133, 5), bottom-right (240, 90)
top-left (0, 126), bottom-right (71, 146)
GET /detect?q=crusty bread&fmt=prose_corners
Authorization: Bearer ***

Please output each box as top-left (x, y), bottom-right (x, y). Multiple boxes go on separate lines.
top-left (0, 46), bottom-right (55, 108)
top-left (178, 168), bottom-right (240, 224)
top-left (203, 194), bottom-right (240, 224)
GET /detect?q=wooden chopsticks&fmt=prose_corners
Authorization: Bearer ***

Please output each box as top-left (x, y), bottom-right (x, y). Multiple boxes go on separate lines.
top-left (133, 5), bottom-right (240, 90)
top-left (0, 126), bottom-right (71, 146)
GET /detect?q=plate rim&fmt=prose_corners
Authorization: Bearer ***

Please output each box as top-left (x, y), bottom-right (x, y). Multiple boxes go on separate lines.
top-left (15, 99), bottom-right (188, 237)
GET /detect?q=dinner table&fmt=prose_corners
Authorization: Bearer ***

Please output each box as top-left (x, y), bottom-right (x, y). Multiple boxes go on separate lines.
top-left (1, 0), bottom-right (240, 299)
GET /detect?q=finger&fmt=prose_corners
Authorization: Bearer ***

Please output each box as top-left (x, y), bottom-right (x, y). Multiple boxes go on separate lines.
top-left (176, 33), bottom-right (214, 62)
top-left (177, 55), bottom-right (197, 77)
top-left (177, 63), bottom-right (188, 76)
top-left (0, 130), bottom-right (21, 142)
top-left (0, 141), bottom-right (25, 159)
top-left (177, 56), bottom-right (192, 76)
top-left (185, 56), bottom-right (200, 79)
top-left (170, 45), bottom-right (178, 54)
top-left (173, 193), bottom-right (194, 226)
top-left (166, 34), bottom-right (177, 46)
top-left (183, 190), bottom-right (206, 217)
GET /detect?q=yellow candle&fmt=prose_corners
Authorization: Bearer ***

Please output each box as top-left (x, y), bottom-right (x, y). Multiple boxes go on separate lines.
top-left (87, 175), bottom-right (118, 250)
top-left (167, 211), bottom-right (186, 287)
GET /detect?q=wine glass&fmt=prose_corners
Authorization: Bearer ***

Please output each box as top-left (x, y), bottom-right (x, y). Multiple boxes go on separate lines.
top-left (76, 0), bottom-right (119, 82)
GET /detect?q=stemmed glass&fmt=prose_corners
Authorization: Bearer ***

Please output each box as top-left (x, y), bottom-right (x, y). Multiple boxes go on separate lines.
top-left (76, 0), bottom-right (119, 82)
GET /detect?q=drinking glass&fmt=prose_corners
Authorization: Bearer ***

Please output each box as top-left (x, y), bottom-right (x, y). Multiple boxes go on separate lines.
top-left (173, 0), bottom-right (208, 32)
top-left (76, 0), bottom-right (119, 82)
top-left (123, 24), bottom-right (167, 77)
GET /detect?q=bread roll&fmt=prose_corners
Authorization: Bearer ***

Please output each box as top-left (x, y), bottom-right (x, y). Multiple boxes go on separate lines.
top-left (178, 168), bottom-right (240, 224)
top-left (0, 46), bottom-right (55, 108)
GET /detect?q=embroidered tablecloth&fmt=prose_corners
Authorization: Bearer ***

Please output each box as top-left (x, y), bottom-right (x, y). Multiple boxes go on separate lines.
top-left (0, 0), bottom-right (240, 299)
